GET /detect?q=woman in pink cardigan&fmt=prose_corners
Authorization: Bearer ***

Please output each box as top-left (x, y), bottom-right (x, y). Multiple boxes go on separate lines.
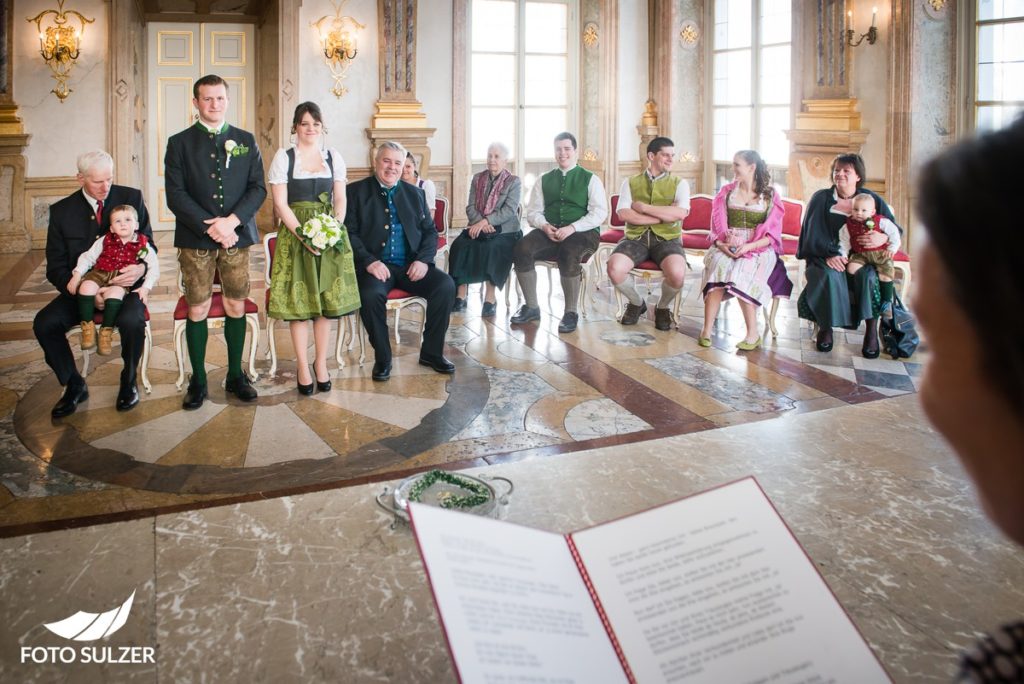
top-left (697, 150), bottom-right (784, 350)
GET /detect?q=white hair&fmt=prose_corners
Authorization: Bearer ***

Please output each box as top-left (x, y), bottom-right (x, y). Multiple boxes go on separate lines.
top-left (376, 141), bottom-right (407, 160)
top-left (487, 142), bottom-right (510, 159)
top-left (77, 150), bottom-right (114, 175)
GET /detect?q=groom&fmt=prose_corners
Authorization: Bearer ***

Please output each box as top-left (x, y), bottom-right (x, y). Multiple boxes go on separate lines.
top-left (164, 73), bottom-right (266, 410)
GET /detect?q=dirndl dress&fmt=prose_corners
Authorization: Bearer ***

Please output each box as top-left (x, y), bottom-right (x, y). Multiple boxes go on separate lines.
top-left (268, 151), bottom-right (360, 320)
top-left (700, 203), bottom-right (777, 307)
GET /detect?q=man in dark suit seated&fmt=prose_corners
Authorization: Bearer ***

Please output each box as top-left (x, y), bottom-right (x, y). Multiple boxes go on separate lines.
top-left (345, 142), bottom-right (456, 381)
top-left (33, 150), bottom-right (155, 416)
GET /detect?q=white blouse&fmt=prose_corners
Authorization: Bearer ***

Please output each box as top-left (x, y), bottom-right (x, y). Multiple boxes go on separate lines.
top-left (268, 147), bottom-right (347, 185)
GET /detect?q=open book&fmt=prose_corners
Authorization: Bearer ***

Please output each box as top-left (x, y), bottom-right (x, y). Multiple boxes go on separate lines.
top-left (409, 476), bottom-right (889, 683)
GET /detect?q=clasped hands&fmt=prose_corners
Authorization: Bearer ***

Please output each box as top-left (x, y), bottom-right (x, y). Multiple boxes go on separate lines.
top-left (367, 259), bottom-right (428, 282)
top-left (542, 223), bottom-right (575, 242)
top-left (204, 214), bottom-right (240, 248)
top-left (467, 220), bottom-right (496, 239)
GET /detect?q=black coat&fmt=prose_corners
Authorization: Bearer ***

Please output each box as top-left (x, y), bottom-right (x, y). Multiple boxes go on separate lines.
top-left (45, 186), bottom-right (154, 295)
top-left (164, 123), bottom-right (267, 250)
top-left (345, 177), bottom-right (438, 270)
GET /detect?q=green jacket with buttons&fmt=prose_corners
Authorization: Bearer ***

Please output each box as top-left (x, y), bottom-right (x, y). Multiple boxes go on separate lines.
top-left (165, 122), bottom-right (267, 250)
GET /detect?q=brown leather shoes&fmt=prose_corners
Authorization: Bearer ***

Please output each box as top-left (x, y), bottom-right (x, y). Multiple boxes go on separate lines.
top-left (654, 308), bottom-right (675, 331)
top-left (620, 301), bottom-right (647, 325)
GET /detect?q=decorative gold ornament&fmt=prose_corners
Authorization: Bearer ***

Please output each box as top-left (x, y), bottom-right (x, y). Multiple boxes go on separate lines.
top-left (679, 21), bottom-right (700, 48)
top-left (680, 152), bottom-right (696, 162)
top-left (928, 0), bottom-right (945, 11)
top-left (582, 148), bottom-right (598, 161)
top-left (583, 23), bottom-right (599, 48)
top-left (27, 0), bottom-right (95, 102)
top-left (310, 0), bottom-right (365, 98)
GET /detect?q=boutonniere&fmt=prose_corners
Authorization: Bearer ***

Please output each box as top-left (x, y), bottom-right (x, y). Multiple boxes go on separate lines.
top-left (865, 219), bottom-right (876, 230)
top-left (223, 140), bottom-right (250, 169)
top-left (136, 234), bottom-right (149, 261)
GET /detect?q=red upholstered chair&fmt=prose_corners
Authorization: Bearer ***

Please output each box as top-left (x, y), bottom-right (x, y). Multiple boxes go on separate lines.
top-left (680, 194), bottom-right (714, 256)
top-left (66, 309), bottom-right (154, 393)
top-left (759, 196), bottom-right (806, 338)
top-left (592, 194), bottom-right (626, 285)
top-left (893, 250), bottom-right (912, 298)
top-left (434, 196), bottom-right (450, 271)
top-left (611, 253), bottom-right (686, 325)
top-left (353, 287), bottom-right (426, 364)
top-left (261, 232), bottom-right (359, 377)
top-left (172, 251), bottom-right (261, 389)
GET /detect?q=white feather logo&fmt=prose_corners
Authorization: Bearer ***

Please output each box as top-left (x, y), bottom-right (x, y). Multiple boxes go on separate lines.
top-left (42, 590), bottom-right (136, 641)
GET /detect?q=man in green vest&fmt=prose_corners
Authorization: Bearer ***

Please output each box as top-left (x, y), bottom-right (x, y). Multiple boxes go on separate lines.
top-left (510, 132), bottom-right (608, 333)
top-left (607, 137), bottom-right (690, 331)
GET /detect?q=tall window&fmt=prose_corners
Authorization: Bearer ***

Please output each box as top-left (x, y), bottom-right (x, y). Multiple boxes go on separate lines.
top-left (711, 0), bottom-right (791, 188)
top-left (469, 0), bottom-right (576, 199)
top-left (973, 0), bottom-right (1024, 131)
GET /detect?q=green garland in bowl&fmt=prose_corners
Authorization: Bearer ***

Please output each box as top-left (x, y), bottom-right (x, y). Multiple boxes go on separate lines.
top-left (407, 470), bottom-right (490, 510)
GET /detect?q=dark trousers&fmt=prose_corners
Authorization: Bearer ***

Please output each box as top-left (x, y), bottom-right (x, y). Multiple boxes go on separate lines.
top-left (512, 228), bottom-right (599, 277)
top-left (33, 292), bottom-right (146, 386)
top-left (356, 263), bottom-right (455, 364)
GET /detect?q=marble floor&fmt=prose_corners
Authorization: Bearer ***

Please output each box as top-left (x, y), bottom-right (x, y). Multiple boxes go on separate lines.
top-left (0, 235), bottom-right (1021, 682)
top-left (2, 395), bottom-right (1023, 683)
top-left (0, 234), bottom-right (926, 535)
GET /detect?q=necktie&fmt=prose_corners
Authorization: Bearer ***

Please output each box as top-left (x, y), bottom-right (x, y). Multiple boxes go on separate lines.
top-left (95, 200), bottom-right (103, 226)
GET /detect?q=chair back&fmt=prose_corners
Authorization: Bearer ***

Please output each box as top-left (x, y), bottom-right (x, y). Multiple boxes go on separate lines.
top-left (609, 194), bottom-right (625, 228)
top-left (433, 197), bottom-right (450, 237)
top-left (264, 232), bottom-right (278, 283)
top-left (781, 197), bottom-right (805, 238)
top-left (682, 194), bottom-right (714, 231)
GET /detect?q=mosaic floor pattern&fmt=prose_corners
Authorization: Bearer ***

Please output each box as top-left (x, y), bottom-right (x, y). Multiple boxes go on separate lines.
top-left (0, 235), bottom-right (926, 535)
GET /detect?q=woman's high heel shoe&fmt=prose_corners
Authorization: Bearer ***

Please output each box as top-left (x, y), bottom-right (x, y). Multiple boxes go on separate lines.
top-left (297, 380), bottom-right (314, 396)
top-left (316, 379), bottom-right (332, 392)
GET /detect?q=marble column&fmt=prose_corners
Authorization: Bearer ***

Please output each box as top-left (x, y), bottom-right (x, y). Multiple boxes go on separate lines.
top-left (786, 0), bottom-right (869, 202)
top-left (578, 0), bottom-right (617, 190)
top-left (0, 3), bottom-right (30, 254)
top-left (366, 0), bottom-right (435, 175)
top-left (108, 0), bottom-right (145, 190)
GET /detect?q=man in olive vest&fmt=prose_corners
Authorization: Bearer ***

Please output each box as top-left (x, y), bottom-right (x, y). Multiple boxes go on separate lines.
top-left (511, 132), bottom-right (608, 333)
top-left (607, 137), bottom-right (690, 331)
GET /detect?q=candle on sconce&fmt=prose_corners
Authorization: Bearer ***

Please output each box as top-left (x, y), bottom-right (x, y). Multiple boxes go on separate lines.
top-left (871, 7), bottom-right (877, 28)
top-left (848, 10), bottom-right (854, 33)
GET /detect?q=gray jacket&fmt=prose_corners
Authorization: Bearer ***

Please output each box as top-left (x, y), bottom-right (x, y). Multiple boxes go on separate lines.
top-left (465, 172), bottom-right (522, 233)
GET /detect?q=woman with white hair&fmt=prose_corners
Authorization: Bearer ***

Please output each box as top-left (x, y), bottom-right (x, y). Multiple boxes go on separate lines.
top-left (448, 142), bottom-right (522, 316)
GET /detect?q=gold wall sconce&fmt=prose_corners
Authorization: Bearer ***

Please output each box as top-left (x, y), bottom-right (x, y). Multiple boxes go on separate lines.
top-left (311, 0), bottom-right (365, 98)
top-left (27, 0), bottom-right (94, 102)
top-left (846, 5), bottom-right (878, 47)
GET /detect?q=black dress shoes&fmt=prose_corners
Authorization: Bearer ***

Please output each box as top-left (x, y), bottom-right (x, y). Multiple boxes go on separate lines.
top-left (182, 377), bottom-right (208, 410)
top-left (558, 311), bottom-right (579, 333)
top-left (372, 361), bottom-right (392, 381)
top-left (297, 381), bottom-right (314, 396)
top-left (815, 326), bottom-right (834, 352)
top-left (481, 301), bottom-right (497, 318)
top-left (419, 356), bottom-right (456, 374)
top-left (316, 379), bottom-right (332, 392)
top-left (51, 381), bottom-right (89, 418)
top-left (452, 297), bottom-right (467, 312)
top-left (510, 305), bottom-right (541, 324)
top-left (225, 374), bottom-right (258, 402)
top-left (116, 381), bottom-right (139, 412)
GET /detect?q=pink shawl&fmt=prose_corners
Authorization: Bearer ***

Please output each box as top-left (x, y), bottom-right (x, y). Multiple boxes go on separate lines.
top-left (710, 181), bottom-right (784, 257)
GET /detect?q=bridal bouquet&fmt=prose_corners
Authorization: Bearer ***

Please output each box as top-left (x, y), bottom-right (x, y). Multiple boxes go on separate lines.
top-left (299, 213), bottom-right (343, 252)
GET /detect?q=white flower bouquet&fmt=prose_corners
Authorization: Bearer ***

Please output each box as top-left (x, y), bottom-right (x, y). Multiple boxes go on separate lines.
top-left (298, 213), bottom-right (343, 252)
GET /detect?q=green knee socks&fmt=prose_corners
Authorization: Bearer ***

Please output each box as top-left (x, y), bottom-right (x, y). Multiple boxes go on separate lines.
top-left (224, 315), bottom-right (246, 382)
top-left (185, 319), bottom-right (209, 385)
top-left (77, 295), bottom-right (95, 323)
